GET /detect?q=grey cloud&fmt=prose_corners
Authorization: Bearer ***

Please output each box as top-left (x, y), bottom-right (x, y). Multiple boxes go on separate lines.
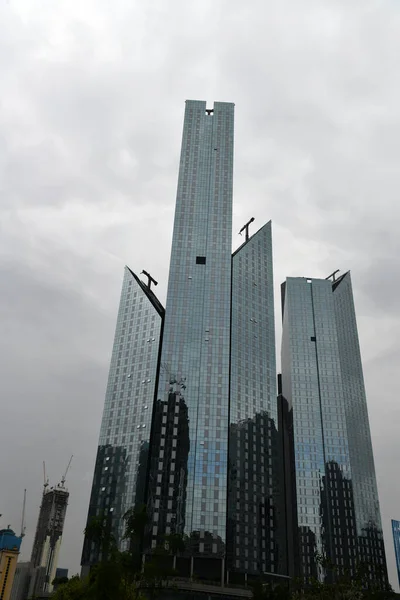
top-left (356, 258), bottom-right (400, 316)
top-left (1, 0), bottom-right (399, 588)
top-left (0, 261), bottom-right (111, 570)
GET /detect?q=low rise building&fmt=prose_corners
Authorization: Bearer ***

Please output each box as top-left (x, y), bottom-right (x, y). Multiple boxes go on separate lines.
top-left (0, 529), bottom-right (22, 600)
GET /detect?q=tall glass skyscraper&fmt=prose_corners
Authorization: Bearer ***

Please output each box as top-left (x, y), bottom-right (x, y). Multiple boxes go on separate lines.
top-left (82, 100), bottom-right (288, 586)
top-left (228, 222), bottom-right (286, 580)
top-left (281, 273), bottom-right (388, 586)
top-left (146, 101), bottom-right (234, 566)
top-left (392, 520), bottom-right (400, 588)
top-left (81, 267), bottom-right (164, 570)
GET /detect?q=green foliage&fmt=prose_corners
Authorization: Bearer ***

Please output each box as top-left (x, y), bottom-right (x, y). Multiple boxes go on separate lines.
top-left (251, 556), bottom-right (395, 600)
top-left (251, 578), bottom-right (395, 600)
top-left (58, 510), bottom-right (396, 600)
top-left (251, 581), bottom-right (291, 600)
top-left (84, 514), bottom-right (117, 563)
top-left (123, 504), bottom-right (149, 543)
top-left (164, 532), bottom-right (187, 555)
top-left (52, 576), bottom-right (69, 587)
top-left (89, 560), bottom-right (126, 600)
top-left (51, 507), bottom-right (158, 600)
top-left (51, 576), bottom-right (88, 600)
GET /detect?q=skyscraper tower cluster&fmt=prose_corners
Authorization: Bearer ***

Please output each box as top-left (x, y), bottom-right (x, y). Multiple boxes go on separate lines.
top-left (82, 101), bottom-right (388, 589)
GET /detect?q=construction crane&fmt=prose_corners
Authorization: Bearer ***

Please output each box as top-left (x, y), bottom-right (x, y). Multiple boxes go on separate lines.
top-left (60, 455), bottom-right (73, 488)
top-left (20, 489), bottom-right (26, 539)
top-left (43, 461), bottom-right (49, 493)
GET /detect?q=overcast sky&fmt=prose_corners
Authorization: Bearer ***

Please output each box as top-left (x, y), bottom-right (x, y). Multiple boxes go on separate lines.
top-left (1, 0), bottom-right (400, 589)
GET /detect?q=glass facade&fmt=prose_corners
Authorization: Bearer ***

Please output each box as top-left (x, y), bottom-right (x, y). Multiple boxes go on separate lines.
top-left (332, 273), bottom-right (387, 583)
top-left (83, 101), bottom-right (292, 585)
top-left (147, 101), bottom-right (234, 565)
top-left (392, 520), bottom-right (400, 588)
top-left (281, 274), bottom-right (387, 585)
top-left (81, 267), bottom-right (164, 568)
top-left (228, 222), bottom-right (286, 579)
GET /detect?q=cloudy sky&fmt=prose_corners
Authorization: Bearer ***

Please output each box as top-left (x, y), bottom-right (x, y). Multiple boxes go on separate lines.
top-left (1, 0), bottom-right (400, 588)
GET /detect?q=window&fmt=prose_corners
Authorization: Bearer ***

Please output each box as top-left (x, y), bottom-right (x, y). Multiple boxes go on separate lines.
top-left (196, 256), bottom-right (206, 264)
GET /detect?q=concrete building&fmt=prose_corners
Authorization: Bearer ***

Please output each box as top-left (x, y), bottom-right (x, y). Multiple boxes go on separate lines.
top-left (0, 529), bottom-right (22, 600)
top-left (28, 567), bottom-right (47, 599)
top-left (30, 481), bottom-right (69, 595)
top-left (9, 562), bottom-right (31, 600)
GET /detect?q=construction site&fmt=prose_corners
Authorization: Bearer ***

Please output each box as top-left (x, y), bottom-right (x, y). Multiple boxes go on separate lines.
top-left (1, 457), bottom-right (72, 600)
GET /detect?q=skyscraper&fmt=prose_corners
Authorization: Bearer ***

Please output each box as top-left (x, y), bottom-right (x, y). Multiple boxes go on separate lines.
top-left (228, 222), bottom-right (286, 581)
top-left (82, 267), bottom-right (164, 571)
top-left (392, 520), bottom-right (400, 588)
top-left (146, 101), bottom-right (234, 564)
top-left (281, 273), bottom-right (388, 586)
top-left (82, 100), bottom-right (288, 587)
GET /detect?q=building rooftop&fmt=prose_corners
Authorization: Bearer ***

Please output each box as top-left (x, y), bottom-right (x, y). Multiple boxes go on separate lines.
top-left (0, 528), bottom-right (22, 552)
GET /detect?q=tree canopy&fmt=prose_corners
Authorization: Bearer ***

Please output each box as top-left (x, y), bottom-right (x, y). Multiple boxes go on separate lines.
top-left (51, 509), bottom-right (395, 600)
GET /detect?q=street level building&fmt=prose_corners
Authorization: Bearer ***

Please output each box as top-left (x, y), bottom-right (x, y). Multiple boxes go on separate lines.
top-left (9, 562), bottom-right (31, 600)
top-left (0, 529), bottom-right (22, 600)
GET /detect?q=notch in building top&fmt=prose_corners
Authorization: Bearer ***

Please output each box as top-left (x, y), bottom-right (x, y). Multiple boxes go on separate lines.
top-left (205, 108), bottom-right (214, 115)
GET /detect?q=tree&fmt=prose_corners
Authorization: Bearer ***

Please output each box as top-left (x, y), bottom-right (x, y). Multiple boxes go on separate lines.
top-left (251, 556), bottom-right (395, 600)
top-left (123, 504), bottom-right (149, 545)
top-left (140, 548), bottom-right (177, 600)
top-left (51, 576), bottom-right (88, 600)
top-left (164, 532), bottom-right (187, 570)
top-left (78, 512), bottom-right (145, 600)
top-left (84, 514), bottom-right (116, 563)
top-left (52, 576), bottom-right (69, 587)
top-left (251, 580), bottom-right (291, 600)
top-left (87, 560), bottom-right (125, 600)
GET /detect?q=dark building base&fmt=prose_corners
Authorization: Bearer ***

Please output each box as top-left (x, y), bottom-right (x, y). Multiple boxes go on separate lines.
top-left (140, 580), bottom-right (251, 599)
